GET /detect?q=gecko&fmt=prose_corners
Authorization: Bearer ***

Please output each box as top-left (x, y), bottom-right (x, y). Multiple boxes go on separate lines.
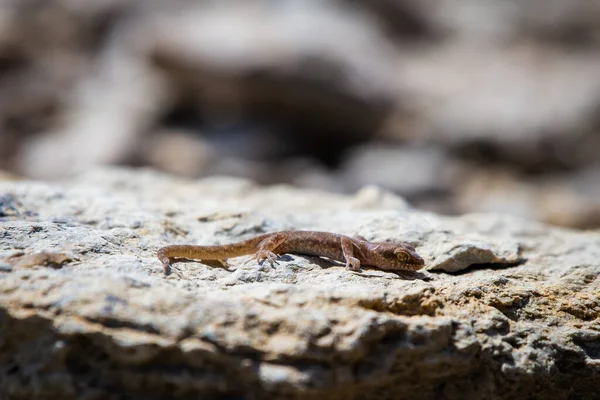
top-left (157, 231), bottom-right (425, 274)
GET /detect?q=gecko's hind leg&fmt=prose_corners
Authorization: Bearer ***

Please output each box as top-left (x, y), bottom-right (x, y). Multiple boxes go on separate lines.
top-left (255, 233), bottom-right (286, 267)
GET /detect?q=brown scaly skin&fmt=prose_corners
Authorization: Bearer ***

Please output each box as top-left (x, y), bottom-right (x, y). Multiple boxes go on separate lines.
top-left (157, 231), bottom-right (425, 274)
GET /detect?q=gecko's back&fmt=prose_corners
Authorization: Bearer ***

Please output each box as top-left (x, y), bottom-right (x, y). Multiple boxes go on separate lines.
top-left (275, 231), bottom-right (347, 261)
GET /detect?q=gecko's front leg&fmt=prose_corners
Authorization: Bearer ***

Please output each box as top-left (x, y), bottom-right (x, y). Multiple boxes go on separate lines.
top-left (341, 236), bottom-right (361, 271)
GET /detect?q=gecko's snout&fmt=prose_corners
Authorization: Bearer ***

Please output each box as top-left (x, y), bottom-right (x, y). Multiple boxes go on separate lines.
top-left (403, 257), bottom-right (425, 271)
top-left (402, 248), bottom-right (425, 270)
top-left (413, 254), bottom-right (425, 264)
top-left (412, 254), bottom-right (426, 268)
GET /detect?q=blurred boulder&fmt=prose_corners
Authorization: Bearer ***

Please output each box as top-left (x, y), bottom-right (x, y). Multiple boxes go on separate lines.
top-left (1, 0), bottom-right (600, 227)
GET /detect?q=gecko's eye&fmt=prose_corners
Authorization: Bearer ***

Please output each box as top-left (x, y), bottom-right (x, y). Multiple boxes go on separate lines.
top-left (394, 249), bottom-right (409, 261)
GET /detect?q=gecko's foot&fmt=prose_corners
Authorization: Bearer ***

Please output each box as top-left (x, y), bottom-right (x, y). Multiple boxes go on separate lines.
top-left (256, 250), bottom-right (280, 267)
top-left (345, 257), bottom-right (361, 271)
top-left (158, 251), bottom-right (172, 275)
top-left (160, 258), bottom-right (172, 275)
top-left (163, 264), bottom-right (172, 275)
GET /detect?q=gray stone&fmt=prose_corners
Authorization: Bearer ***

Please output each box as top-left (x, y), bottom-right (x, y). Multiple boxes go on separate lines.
top-left (0, 168), bottom-right (598, 400)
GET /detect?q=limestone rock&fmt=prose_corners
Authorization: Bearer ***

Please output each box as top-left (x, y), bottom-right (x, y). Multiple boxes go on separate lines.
top-left (0, 168), bottom-right (598, 399)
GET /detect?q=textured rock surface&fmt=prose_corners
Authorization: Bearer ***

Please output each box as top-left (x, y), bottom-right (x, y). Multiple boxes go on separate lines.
top-left (0, 168), bottom-right (599, 400)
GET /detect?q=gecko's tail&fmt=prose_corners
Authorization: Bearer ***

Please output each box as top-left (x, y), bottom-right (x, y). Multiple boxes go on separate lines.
top-left (156, 234), bottom-right (273, 274)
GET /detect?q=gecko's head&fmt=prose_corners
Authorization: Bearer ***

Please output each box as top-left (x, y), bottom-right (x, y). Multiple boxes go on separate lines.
top-left (367, 242), bottom-right (425, 271)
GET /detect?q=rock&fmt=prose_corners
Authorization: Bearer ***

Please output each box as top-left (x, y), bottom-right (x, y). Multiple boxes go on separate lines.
top-left (0, 168), bottom-right (598, 399)
top-left (338, 144), bottom-right (458, 201)
top-left (455, 166), bottom-right (600, 229)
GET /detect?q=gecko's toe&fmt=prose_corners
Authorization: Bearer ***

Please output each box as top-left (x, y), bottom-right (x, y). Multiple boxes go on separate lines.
top-left (267, 254), bottom-right (279, 267)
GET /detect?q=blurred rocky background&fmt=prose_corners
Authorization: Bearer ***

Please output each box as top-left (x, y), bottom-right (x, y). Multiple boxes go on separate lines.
top-left (1, 0), bottom-right (600, 229)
